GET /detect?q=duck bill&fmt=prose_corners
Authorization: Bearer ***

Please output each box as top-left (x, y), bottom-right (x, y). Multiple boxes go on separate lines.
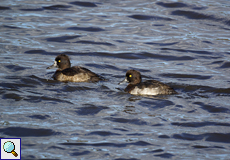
top-left (47, 61), bottom-right (57, 69)
top-left (118, 78), bottom-right (128, 85)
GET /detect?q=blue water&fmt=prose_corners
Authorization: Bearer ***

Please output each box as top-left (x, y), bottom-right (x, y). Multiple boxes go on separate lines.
top-left (0, 0), bottom-right (230, 159)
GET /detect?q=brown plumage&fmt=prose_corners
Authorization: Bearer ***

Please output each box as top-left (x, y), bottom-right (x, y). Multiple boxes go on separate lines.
top-left (119, 70), bottom-right (177, 95)
top-left (47, 54), bottom-right (103, 82)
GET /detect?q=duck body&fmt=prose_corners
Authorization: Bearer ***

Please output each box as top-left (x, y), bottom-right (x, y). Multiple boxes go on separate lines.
top-left (119, 70), bottom-right (177, 96)
top-left (53, 66), bottom-right (102, 82)
top-left (47, 54), bottom-right (103, 82)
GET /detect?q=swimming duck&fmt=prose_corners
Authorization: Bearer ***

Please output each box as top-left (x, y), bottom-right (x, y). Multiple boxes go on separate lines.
top-left (47, 54), bottom-right (103, 82)
top-left (119, 69), bottom-right (177, 95)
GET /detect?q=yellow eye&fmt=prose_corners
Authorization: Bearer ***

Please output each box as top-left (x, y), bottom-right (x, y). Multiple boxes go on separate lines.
top-left (129, 75), bottom-right (132, 77)
top-left (58, 60), bottom-right (61, 63)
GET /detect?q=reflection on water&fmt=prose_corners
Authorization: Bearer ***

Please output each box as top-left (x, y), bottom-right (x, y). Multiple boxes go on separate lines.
top-left (0, 0), bottom-right (230, 159)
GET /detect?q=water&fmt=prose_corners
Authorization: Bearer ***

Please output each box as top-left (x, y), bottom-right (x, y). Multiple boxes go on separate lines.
top-left (0, 0), bottom-right (230, 159)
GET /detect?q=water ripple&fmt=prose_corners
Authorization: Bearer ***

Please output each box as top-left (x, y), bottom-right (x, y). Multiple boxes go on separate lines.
top-left (46, 35), bottom-right (81, 43)
top-left (173, 133), bottom-right (230, 143)
top-left (156, 2), bottom-right (207, 10)
top-left (0, 6), bottom-right (11, 10)
top-left (60, 141), bottom-right (152, 147)
top-left (28, 114), bottom-right (51, 120)
top-left (171, 122), bottom-right (230, 127)
top-left (67, 26), bottom-right (105, 32)
top-left (104, 117), bottom-right (148, 125)
top-left (171, 10), bottom-right (230, 26)
top-left (43, 5), bottom-right (72, 10)
top-left (69, 1), bottom-right (98, 7)
top-left (87, 131), bottom-right (121, 136)
top-left (194, 102), bottom-right (230, 113)
top-left (73, 104), bottom-right (109, 115)
top-left (128, 15), bottom-right (173, 21)
top-left (0, 127), bottom-right (61, 137)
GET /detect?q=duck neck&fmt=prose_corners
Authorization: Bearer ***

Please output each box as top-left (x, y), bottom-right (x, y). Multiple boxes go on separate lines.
top-left (125, 84), bottom-right (136, 93)
top-left (59, 64), bottom-right (71, 71)
top-left (130, 79), bottom-right (141, 85)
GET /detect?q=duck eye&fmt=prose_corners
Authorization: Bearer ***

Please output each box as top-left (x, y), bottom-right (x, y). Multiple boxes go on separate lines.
top-left (129, 75), bottom-right (132, 78)
top-left (58, 60), bottom-right (61, 63)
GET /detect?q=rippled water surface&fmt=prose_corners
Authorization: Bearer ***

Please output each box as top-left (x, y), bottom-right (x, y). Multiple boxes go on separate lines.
top-left (1, 0), bottom-right (230, 159)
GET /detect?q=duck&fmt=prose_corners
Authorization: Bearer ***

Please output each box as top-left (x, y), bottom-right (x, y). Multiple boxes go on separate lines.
top-left (47, 54), bottom-right (103, 82)
top-left (119, 69), bottom-right (177, 95)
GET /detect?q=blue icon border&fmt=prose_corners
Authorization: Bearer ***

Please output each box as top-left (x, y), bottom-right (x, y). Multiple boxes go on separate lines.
top-left (0, 138), bottom-right (21, 160)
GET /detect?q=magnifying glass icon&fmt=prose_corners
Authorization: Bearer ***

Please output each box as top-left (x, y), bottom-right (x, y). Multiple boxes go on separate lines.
top-left (3, 141), bottom-right (18, 157)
